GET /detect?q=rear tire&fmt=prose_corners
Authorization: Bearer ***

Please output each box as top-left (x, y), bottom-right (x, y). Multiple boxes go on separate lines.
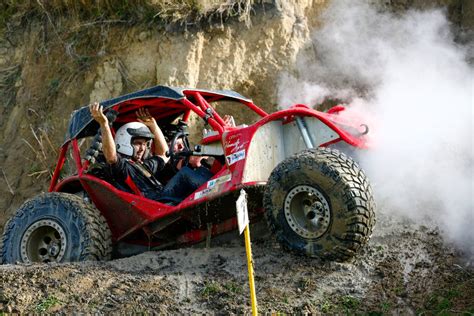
top-left (264, 147), bottom-right (375, 261)
top-left (1, 192), bottom-right (112, 264)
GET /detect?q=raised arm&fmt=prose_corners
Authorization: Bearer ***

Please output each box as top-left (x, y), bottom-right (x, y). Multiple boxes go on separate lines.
top-left (136, 108), bottom-right (170, 164)
top-left (89, 102), bottom-right (117, 164)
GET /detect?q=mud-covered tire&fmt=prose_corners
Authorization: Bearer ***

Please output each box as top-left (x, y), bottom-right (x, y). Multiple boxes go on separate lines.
top-left (264, 147), bottom-right (375, 261)
top-left (0, 192), bottom-right (112, 264)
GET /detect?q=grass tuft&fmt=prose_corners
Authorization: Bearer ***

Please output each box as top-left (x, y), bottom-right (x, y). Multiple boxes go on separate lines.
top-left (200, 281), bottom-right (222, 299)
top-left (0, 0), bottom-right (262, 31)
top-left (0, 65), bottom-right (20, 108)
top-left (23, 125), bottom-right (58, 180)
top-left (35, 295), bottom-right (61, 312)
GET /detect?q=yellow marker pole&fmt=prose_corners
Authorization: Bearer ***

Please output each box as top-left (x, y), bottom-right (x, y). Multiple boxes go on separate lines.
top-left (244, 224), bottom-right (258, 316)
top-left (237, 189), bottom-right (258, 315)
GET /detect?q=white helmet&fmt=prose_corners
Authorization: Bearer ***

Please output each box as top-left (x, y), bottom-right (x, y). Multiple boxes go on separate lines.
top-left (115, 122), bottom-right (154, 156)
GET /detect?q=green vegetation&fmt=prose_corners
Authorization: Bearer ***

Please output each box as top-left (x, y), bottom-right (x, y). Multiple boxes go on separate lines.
top-left (200, 280), bottom-right (221, 299)
top-left (380, 301), bottom-right (392, 313)
top-left (421, 286), bottom-right (471, 315)
top-left (340, 295), bottom-right (361, 312)
top-left (223, 281), bottom-right (243, 295)
top-left (0, 0), bottom-right (260, 32)
top-left (35, 295), bottom-right (61, 312)
top-left (48, 78), bottom-right (61, 95)
top-left (320, 299), bottom-right (336, 313)
top-left (318, 295), bottom-right (362, 314)
top-left (394, 278), bottom-right (405, 296)
top-left (318, 277), bottom-right (474, 315)
top-left (200, 280), bottom-right (244, 300)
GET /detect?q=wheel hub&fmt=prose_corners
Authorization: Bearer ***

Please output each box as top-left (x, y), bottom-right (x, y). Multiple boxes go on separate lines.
top-left (20, 219), bottom-right (67, 263)
top-left (284, 185), bottom-right (331, 238)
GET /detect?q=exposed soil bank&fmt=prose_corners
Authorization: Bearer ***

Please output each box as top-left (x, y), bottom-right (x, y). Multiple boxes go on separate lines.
top-left (0, 210), bottom-right (472, 314)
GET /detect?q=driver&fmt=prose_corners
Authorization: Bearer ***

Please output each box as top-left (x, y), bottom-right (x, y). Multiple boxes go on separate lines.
top-left (157, 138), bottom-right (213, 197)
top-left (89, 102), bottom-right (211, 202)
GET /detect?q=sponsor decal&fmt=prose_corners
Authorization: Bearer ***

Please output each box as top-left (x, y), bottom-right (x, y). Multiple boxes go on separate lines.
top-left (207, 174), bottom-right (231, 188)
top-left (227, 134), bottom-right (240, 141)
top-left (225, 139), bottom-right (248, 153)
top-left (194, 174), bottom-right (232, 200)
top-left (194, 188), bottom-right (213, 200)
top-left (226, 149), bottom-right (246, 165)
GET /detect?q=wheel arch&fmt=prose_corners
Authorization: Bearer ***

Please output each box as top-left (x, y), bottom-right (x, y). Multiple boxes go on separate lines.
top-left (55, 178), bottom-right (84, 194)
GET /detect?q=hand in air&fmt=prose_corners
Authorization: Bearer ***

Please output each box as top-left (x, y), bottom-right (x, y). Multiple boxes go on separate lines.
top-left (89, 102), bottom-right (108, 126)
top-left (136, 108), bottom-right (157, 128)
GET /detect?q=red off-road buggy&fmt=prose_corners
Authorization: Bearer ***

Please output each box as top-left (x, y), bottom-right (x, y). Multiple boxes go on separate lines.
top-left (1, 86), bottom-right (375, 264)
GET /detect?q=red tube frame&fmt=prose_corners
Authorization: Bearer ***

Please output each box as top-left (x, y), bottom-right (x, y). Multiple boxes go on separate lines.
top-left (47, 89), bottom-right (369, 244)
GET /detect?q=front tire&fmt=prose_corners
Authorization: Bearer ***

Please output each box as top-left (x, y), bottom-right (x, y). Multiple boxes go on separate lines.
top-left (1, 192), bottom-right (112, 264)
top-left (264, 147), bottom-right (376, 261)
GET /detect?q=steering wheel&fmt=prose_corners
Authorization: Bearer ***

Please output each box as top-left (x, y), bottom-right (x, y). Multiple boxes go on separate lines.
top-left (167, 126), bottom-right (193, 173)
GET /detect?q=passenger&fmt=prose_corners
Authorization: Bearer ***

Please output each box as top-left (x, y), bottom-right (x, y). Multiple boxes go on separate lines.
top-left (157, 114), bottom-right (235, 194)
top-left (89, 102), bottom-right (211, 202)
top-left (157, 137), bottom-right (213, 193)
top-left (162, 113), bottom-right (236, 180)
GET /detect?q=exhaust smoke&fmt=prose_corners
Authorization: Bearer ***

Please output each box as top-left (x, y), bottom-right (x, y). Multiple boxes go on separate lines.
top-left (278, 0), bottom-right (473, 258)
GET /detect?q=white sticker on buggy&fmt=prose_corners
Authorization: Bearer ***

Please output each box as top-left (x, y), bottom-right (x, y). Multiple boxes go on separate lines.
top-left (194, 188), bottom-right (213, 200)
top-left (226, 139), bottom-right (248, 153)
top-left (207, 174), bottom-right (231, 189)
top-left (226, 149), bottom-right (246, 165)
top-left (194, 174), bottom-right (232, 200)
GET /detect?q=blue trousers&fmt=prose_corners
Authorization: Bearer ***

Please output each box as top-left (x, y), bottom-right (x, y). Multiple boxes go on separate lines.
top-left (161, 166), bottom-right (213, 201)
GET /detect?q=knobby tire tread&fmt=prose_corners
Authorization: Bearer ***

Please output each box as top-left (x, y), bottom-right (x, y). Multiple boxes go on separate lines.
top-left (264, 147), bottom-right (376, 261)
top-left (0, 192), bottom-right (112, 263)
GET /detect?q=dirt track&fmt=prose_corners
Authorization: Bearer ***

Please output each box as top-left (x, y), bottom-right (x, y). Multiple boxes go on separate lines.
top-left (0, 209), bottom-right (472, 314)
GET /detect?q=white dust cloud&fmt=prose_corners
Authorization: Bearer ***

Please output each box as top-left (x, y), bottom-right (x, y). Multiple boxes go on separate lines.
top-left (278, 0), bottom-right (473, 256)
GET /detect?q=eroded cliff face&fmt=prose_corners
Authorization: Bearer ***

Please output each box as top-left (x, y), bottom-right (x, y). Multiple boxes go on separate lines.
top-left (0, 0), bottom-right (328, 224)
top-left (0, 0), bottom-right (472, 225)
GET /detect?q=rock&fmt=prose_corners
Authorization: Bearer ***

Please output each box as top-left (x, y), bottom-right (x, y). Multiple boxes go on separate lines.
top-left (89, 59), bottom-right (124, 102)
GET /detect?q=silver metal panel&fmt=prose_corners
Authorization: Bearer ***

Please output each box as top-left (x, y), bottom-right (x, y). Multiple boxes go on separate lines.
top-left (242, 121), bottom-right (286, 183)
top-left (282, 121), bottom-right (307, 157)
top-left (200, 143), bottom-right (224, 156)
top-left (242, 117), bottom-right (338, 183)
top-left (283, 117), bottom-right (338, 157)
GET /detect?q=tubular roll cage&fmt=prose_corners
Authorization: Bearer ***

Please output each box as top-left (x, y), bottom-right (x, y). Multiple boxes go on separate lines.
top-left (49, 86), bottom-right (366, 193)
top-left (48, 89), bottom-right (268, 192)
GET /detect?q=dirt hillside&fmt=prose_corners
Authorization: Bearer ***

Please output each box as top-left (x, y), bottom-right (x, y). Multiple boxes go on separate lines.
top-left (0, 209), bottom-right (472, 314)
